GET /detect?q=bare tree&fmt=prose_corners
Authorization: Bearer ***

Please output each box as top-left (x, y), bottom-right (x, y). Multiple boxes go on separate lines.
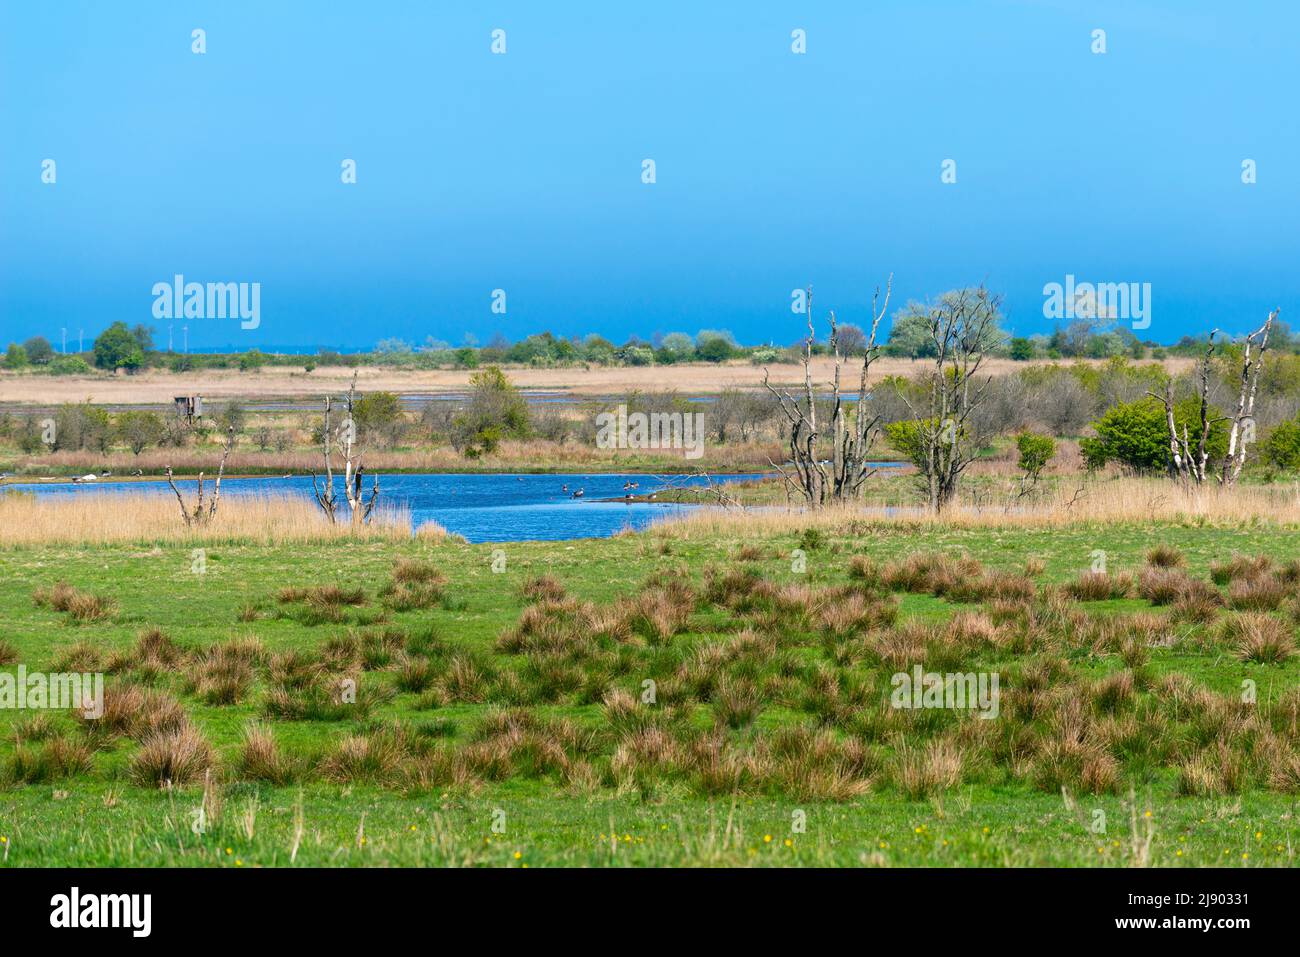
top-left (1221, 310), bottom-right (1277, 485)
top-left (311, 371), bottom-right (380, 524)
top-left (1144, 310), bottom-right (1276, 487)
top-left (165, 426), bottom-right (236, 527)
top-left (1148, 338), bottom-right (1216, 484)
top-left (763, 277), bottom-right (892, 506)
top-left (894, 287), bottom-right (1004, 512)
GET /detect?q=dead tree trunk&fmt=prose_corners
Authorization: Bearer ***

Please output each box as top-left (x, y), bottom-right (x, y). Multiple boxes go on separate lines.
top-left (1221, 309), bottom-right (1277, 485)
top-left (166, 426), bottom-right (236, 527)
top-left (1148, 336), bottom-right (1217, 485)
top-left (764, 277), bottom-right (891, 507)
top-left (311, 371), bottom-right (380, 524)
top-left (830, 277), bottom-right (892, 499)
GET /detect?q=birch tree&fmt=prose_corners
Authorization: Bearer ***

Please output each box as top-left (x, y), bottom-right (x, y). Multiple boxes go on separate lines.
top-left (311, 371), bottom-right (380, 524)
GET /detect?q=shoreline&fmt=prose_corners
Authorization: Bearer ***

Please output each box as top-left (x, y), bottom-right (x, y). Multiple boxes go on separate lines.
top-left (0, 465), bottom-right (790, 485)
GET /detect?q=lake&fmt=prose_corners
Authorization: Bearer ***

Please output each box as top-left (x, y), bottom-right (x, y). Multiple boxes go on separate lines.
top-left (7, 472), bottom-right (769, 543)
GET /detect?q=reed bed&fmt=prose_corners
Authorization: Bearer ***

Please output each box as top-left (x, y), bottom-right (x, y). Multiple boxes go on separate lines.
top-left (0, 491), bottom-right (423, 545)
top-left (651, 477), bottom-right (1300, 537)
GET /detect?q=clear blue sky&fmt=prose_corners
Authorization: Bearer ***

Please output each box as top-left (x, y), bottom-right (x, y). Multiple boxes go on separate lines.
top-left (2, 1), bottom-right (1297, 351)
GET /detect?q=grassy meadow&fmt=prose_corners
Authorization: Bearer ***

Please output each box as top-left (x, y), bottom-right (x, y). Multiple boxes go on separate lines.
top-left (2, 501), bottom-right (1300, 867)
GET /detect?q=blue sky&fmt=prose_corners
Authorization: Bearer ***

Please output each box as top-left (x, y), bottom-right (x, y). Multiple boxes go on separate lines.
top-left (2, 1), bottom-right (1297, 351)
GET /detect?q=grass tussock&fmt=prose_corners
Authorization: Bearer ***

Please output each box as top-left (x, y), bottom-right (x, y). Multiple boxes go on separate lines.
top-left (1065, 570), bottom-right (1132, 601)
top-left (381, 559), bottom-right (449, 610)
top-left (1221, 613), bottom-right (1295, 664)
top-left (236, 722), bottom-right (298, 785)
top-left (33, 581), bottom-right (115, 623)
top-left (129, 725), bottom-right (215, 787)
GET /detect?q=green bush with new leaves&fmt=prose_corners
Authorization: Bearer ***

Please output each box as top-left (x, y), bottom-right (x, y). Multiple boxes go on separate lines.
top-left (1080, 396), bottom-right (1228, 473)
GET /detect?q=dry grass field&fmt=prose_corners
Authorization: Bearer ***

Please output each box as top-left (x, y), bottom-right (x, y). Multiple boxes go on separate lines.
top-left (0, 356), bottom-right (1195, 406)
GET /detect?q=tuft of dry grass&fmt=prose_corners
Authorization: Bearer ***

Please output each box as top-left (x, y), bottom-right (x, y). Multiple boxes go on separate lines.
top-left (86, 684), bottom-right (190, 741)
top-left (521, 575), bottom-right (567, 604)
top-left (1145, 544), bottom-right (1185, 568)
top-left (50, 640), bottom-right (104, 673)
top-left (1137, 567), bottom-right (1206, 605)
top-left (622, 589), bottom-right (692, 644)
top-left (1177, 741), bottom-right (1248, 796)
top-left (713, 676), bottom-right (763, 729)
top-left (892, 739), bottom-right (966, 798)
top-left (1226, 575), bottom-right (1289, 611)
top-left (1221, 613), bottom-right (1295, 664)
top-left (33, 581), bottom-right (115, 623)
top-left (7, 736), bottom-right (95, 783)
top-left (1210, 553), bottom-right (1273, 584)
top-left (237, 722), bottom-right (297, 785)
top-left (185, 642), bottom-right (256, 705)
top-left (1065, 570), bottom-right (1132, 601)
top-left (129, 725), bottom-right (215, 787)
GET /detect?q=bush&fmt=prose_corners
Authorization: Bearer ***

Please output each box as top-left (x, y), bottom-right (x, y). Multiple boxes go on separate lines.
top-left (1264, 419), bottom-right (1300, 472)
top-left (1084, 396), bottom-right (1226, 473)
top-left (48, 356), bottom-right (91, 374)
top-left (450, 366), bottom-right (530, 456)
top-left (1015, 431), bottom-right (1055, 479)
top-left (115, 410), bottom-right (165, 455)
top-left (353, 391), bottom-right (405, 447)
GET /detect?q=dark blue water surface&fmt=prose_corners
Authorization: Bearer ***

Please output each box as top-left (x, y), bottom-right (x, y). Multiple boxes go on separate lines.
top-left (8, 472), bottom-right (768, 543)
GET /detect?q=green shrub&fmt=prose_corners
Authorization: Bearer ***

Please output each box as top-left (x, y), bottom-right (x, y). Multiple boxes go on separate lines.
top-left (1263, 419), bottom-right (1300, 472)
top-left (1015, 431), bottom-right (1055, 479)
top-left (1084, 396), bottom-right (1226, 473)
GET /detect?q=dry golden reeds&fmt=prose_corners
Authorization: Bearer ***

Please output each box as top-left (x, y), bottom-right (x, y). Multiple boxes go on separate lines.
top-left (651, 477), bottom-right (1300, 536)
top-left (0, 491), bottom-right (421, 545)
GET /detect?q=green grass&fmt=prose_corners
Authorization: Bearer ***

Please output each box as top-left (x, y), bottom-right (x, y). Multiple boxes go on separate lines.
top-left (2, 522), bottom-right (1299, 867)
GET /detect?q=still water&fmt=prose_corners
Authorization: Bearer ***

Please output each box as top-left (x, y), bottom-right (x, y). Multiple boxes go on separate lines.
top-left (10, 472), bottom-right (769, 543)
